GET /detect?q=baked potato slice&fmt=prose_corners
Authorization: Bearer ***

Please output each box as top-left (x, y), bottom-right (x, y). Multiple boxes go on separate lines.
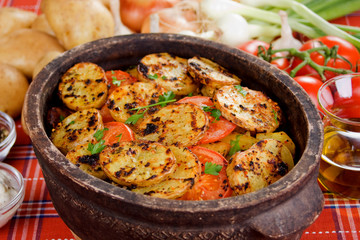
top-left (256, 131), bottom-right (296, 156)
top-left (66, 143), bottom-right (107, 180)
top-left (99, 141), bottom-right (176, 187)
top-left (227, 139), bottom-right (294, 195)
top-left (58, 62), bottom-right (108, 111)
top-left (136, 103), bottom-right (209, 147)
top-left (51, 108), bottom-right (104, 154)
top-left (137, 52), bottom-right (198, 95)
top-left (187, 56), bottom-right (241, 90)
top-left (131, 145), bottom-right (201, 199)
top-left (214, 85), bottom-right (282, 133)
top-left (219, 132), bottom-right (258, 156)
top-left (107, 82), bottom-right (166, 123)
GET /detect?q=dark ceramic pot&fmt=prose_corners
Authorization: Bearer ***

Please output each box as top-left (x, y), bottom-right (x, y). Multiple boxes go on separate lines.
top-left (23, 33), bottom-right (324, 240)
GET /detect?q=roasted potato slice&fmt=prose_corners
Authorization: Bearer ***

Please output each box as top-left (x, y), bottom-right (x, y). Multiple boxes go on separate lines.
top-left (59, 62), bottom-right (108, 111)
top-left (131, 145), bottom-right (201, 199)
top-left (187, 56), bottom-right (241, 90)
top-left (107, 82), bottom-right (166, 123)
top-left (137, 52), bottom-right (198, 95)
top-left (51, 108), bottom-right (104, 154)
top-left (227, 139), bottom-right (294, 195)
top-left (214, 85), bottom-right (282, 133)
top-left (66, 143), bottom-right (108, 180)
top-left (136, 103), bottom-right (209, 147)
top-left (256, 131), bottom-right (296, 156)
top-left (99, 141), bottom-right (176, 187)
top-left (219, 132), bottom-right (258, 156)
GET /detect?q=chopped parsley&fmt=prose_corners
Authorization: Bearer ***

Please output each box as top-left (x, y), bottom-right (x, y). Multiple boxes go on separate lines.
top-left (272, 109), bottom-right (278, 125)
top-left (148, 73), bottom-right (158, 80)
top-left (125, 91), bottom-right (176, 124)
top-left (228, 134), bottom-right (242, 156)
top-left (87, 140), bottom-right (106, 155)
top-left (204, 162), bottom-right (222, 175)
top-left (93, 128), bottom-right (109, 141)
top-left (234, 85), bottom-right (248, 97)
top-left (202, 106), bottom-right (221, 121)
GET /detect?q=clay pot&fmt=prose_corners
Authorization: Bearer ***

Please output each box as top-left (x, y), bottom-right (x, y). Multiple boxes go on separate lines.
top-left (23, 33), bottom-right (324, 240)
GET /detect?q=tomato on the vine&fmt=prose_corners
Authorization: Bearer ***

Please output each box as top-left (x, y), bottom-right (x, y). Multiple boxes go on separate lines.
top-left (292, 36), bottom-right (360, 80)
top-left (237, 40), bottom-right (290, 72)
top-left (293, 76), bottom-right (330, 113)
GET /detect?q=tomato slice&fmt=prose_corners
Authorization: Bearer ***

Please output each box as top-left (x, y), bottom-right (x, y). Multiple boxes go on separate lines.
top-left (105, 70), bottom-right (137, 94)
top-left (179, 146), bottom-right (233, 200)
top-left (103, 122), bottom-right (135, 145)
top-left (198, 117), bottom-right (236, 144)
top-left (178, 96), bottom-right (236, 144)
top-left (177, 96), bottom-right (214, 107)
top-left (99, 104), bottom-right (114, 123)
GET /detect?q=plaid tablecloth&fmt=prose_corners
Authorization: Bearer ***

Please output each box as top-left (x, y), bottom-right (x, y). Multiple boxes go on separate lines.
top-left (1, 0), bottom-right (360, 239)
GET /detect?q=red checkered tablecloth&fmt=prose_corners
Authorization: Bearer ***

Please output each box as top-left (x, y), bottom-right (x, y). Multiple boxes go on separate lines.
top-left (1, 0), bottom-right (360, 239)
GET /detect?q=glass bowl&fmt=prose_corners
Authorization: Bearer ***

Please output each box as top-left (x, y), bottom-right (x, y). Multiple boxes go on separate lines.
top-left (0, 162), bottom-right (24, 228)
top-left (0, 111), bottom-right (16, 161)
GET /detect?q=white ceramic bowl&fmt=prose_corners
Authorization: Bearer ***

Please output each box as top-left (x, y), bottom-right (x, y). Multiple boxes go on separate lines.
top-left (0, 162), bottom-right (25, 228)
top-left (0, 111), bottom-right (16, 161)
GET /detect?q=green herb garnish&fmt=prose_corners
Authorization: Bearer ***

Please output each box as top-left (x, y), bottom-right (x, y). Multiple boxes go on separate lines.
top-left (116, 133), bottom-right (123, 142)
top-left (87, 140), bottom-right (106, 155)
top-left (229, 135), bottom-right (242, 156)
top-left (202, 106), bottom-right (221, 121)
top-left (148, 73), bottom-right (158, 80)
top-left (234, 85), bottom-right (248, 97)
top-left (272, 109), bottom-right (278, 125)
top-left (68, 120), bottom-right (75, 125)
top-left (93, 128), bottom-right (109, 141)
top-left (125, 91), bottom-right (176, 124)
top-left (204, 162), bottom-right (222, 175)
top-left (59, 115), bottom-right (65, 122)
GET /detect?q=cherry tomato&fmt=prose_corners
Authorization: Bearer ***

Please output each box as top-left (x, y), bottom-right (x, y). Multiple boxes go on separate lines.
top-left (105, 70), bottom-right (137, 94)
top-left (237, 40), bottom-right (290, 72)
top-left (103, 122), bottom-right (135, 145)
top-left (332, 75), bottom-right (360, 119)
top-left (292, 36), bottom-right (360, 80)
top-left (178, 96), bottom-right (236, 144)
top-left (15, 118), bottom-right (31, 145)
top-left (179, 146), bottom-right (233, 200)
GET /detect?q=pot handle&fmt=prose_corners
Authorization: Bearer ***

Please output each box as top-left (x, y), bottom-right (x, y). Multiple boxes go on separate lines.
top-left (249, 179), bottom-right (324, 239)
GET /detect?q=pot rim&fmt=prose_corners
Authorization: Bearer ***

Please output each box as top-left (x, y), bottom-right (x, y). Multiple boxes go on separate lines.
top-left (24, 33), bottom-right (323, 213)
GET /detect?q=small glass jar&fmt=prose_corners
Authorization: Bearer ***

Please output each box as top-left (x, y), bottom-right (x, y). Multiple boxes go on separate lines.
top-left (317, 73), bottom-right (360, 199)
top-left (0, 111), bottom-right (16, 162)
top-left (0, 162), bottom-right (25, 228)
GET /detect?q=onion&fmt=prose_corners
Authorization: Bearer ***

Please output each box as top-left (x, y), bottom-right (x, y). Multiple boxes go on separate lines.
top-left (141, 0), bottom-right (202, 34)
top-left (120, 0), bottom-right (180, 32)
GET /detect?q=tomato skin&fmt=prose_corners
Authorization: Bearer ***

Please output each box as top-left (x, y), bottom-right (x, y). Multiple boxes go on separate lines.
top-left (105, 70), bottom-right (137, 94)
top-left (293, 76), bottom-right (325, 112)
top-left (178, 96), bottom-right (236, 144)
top-left (177, 96), bottom-right (214, 107)
top-left (15, 118), bottom-right (31, 145)
top-left (99, 104), bottom-right (114, 123)
top-left (179, 146), bottom-right (233, 200)
top-left (292, 36), bottom-right (360, 80)
top-left (237, 40), bottom-right (290, 72)
top-left (331, 75), bottom-right (360, 118)
top-left (103, 122), bottom-right (135, 145)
